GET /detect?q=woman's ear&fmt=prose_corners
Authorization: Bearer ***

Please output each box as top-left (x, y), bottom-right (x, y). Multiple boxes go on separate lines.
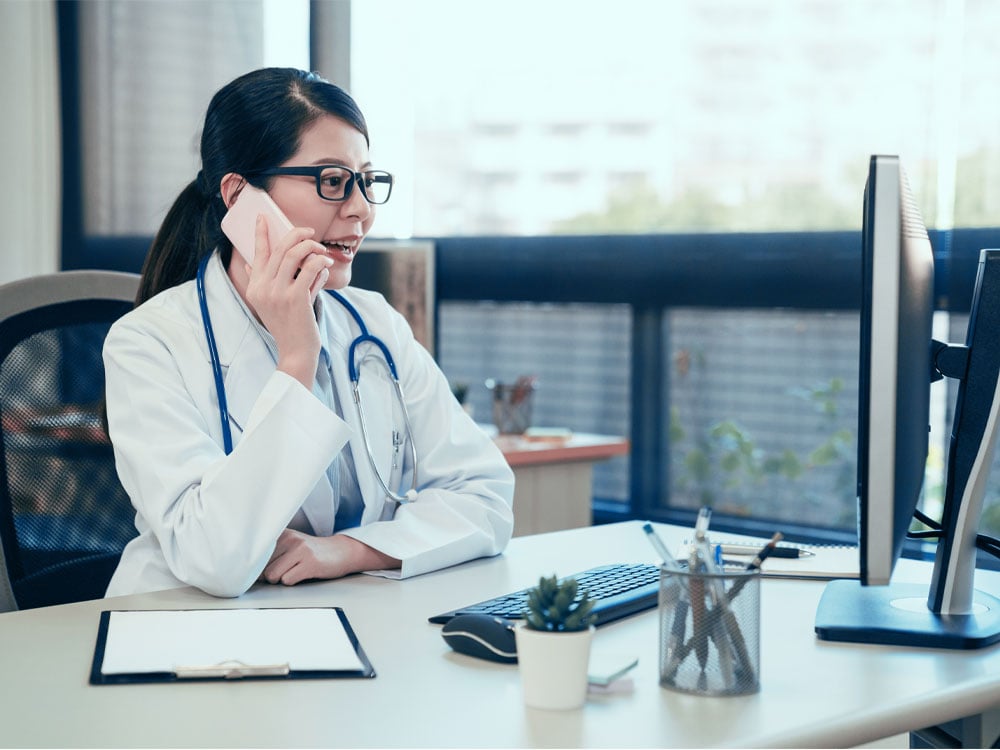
top-left (219, 173), bottom-right (248, 210)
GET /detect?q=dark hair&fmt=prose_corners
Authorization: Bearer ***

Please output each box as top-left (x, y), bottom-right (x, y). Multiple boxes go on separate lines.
top-left (135, 68), bottom-right (369, 305)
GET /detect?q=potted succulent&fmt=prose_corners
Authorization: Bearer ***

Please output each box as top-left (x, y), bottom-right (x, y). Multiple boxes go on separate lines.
top-left (514, 574), bottom-right (597, 710)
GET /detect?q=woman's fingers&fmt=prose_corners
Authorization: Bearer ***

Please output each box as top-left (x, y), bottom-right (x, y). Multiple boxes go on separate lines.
top-left (256, 226), bottom-right (317, 280)
top-left (309, 266), bottom-right (331, 297)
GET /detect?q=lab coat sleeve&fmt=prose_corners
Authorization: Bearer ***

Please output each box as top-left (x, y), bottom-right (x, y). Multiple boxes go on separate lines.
top-left (338, 300), bottom-right (514, 578)
top-left (103, 310), bottom-right (350, 597)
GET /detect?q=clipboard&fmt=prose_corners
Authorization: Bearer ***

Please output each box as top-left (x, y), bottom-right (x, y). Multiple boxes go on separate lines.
top-left (90, 607), bottom-right (375, 685)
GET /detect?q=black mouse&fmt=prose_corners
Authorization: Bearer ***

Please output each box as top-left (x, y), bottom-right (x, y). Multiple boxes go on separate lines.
top-left (441, 614), bottom-right (518, 664)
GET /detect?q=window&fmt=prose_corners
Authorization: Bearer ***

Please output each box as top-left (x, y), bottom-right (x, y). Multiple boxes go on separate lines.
top-left (352, 0), bottom-right (1000, 238)
top-left (352, 0), bottom-right (1000, 538)
top-left (62, 1), bottom-right (1000, 542)
top-left (62, 0), bottom-right (309, 268)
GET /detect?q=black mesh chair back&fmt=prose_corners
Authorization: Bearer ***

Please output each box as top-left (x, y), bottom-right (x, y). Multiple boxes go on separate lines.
top-left (0, 271), bottom-right (140, 610)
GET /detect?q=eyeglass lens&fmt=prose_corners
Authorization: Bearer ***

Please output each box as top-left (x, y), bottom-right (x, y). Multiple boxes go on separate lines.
top-left (320, 167), bottom-right (392, 204)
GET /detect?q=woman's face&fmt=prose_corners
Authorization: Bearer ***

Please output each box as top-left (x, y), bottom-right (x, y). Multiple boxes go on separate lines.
top-left (266, 115), bottom-right (376, 290)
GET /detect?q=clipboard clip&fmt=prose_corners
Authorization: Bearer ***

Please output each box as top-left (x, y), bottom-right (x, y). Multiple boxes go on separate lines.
top-left (174, 659), bottom-right (291, 679)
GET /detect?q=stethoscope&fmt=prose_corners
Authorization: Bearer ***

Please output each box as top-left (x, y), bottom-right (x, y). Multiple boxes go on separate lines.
top-left (196, 253), bottom-right (419, 504)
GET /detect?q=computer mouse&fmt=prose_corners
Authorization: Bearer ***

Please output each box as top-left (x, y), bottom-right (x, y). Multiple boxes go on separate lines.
top-left (441, 614), bottom-right (518, 664)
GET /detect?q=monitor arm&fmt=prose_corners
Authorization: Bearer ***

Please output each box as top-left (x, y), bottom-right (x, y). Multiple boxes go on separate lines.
top-left (930, 339), bottom-right (969, 383)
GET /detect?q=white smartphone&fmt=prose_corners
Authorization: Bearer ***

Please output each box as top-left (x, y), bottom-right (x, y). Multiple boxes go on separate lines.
top-left (220, 185), bottom-right (294, 266)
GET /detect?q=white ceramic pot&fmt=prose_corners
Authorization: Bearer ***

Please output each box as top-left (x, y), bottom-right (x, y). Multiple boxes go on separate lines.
top-left (514, 623), bottom-right (594, 710)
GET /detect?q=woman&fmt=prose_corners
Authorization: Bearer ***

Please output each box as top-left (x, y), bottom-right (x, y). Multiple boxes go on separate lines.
top-left (102, 68), bottom-right (514, 598)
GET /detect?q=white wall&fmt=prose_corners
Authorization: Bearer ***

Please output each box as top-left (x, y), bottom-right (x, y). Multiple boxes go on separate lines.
top-left (0, 0), bottom-right (60, 284)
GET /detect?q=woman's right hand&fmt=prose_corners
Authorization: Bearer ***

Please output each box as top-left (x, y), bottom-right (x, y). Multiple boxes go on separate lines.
top-left (243, 214), bottom-right (333, 389)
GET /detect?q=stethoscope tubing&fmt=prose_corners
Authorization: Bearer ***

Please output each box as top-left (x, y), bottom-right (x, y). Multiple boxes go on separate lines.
top-left (195, 252), bottom-right (417, 503)
top-left (197, 254), bottom-right (234, 454)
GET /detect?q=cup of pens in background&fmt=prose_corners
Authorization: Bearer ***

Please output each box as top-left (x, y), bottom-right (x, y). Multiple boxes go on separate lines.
top-left (486, 375), bottom-right (537, 435)
top-left (658, 561), bottom-right (761, 696)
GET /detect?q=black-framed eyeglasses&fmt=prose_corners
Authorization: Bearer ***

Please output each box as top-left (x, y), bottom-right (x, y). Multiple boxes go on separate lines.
top-left (249, 165), bottom-right (394, 205)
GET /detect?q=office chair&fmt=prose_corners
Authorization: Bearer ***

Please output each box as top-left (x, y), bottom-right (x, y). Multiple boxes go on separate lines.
top-left (0, 270), bottom-right (140, 611)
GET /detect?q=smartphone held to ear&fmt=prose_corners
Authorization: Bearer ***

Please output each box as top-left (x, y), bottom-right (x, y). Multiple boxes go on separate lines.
top-left (220, 186), bottom-right (293, 266)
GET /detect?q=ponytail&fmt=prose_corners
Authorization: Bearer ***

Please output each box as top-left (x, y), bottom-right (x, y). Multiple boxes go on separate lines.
top-left (136, 180), bottom-right (229, 305)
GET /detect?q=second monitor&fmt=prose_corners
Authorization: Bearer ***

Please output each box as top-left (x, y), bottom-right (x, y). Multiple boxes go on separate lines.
top-left (815, 154), bottom-right (1000, 649)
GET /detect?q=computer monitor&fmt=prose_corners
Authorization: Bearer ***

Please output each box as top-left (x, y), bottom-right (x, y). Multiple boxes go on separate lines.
top-left (814, 154), bottom-right (1000, 649)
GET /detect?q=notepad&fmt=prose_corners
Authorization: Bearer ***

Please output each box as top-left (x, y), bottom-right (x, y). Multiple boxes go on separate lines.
top-left (677, 535), bottom-right (859, 580)
top-left (91, 607), bottom-right (374, 684)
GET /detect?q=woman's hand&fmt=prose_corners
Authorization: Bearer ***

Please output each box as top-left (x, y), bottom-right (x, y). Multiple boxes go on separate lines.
top-left (262, 528), bottom-right (401, 586)
top-left (243, 215), bottom-right (333, 389)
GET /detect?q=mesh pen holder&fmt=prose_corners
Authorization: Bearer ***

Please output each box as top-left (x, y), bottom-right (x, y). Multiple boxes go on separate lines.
top-left (488, 380), bottom-right (536, 435)
top-left (658, 563), bottom-right (761, 696)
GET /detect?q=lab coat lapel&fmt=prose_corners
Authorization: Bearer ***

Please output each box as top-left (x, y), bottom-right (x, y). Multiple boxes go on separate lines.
top-left (225, 341), bottom-right (338, 536)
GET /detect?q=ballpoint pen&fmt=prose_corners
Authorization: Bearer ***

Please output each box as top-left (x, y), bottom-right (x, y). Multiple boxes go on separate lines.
top-left (643, 522), bottom-right (693, 681)
top-left (660, 575), bottom-right (689, 679)
top-left (688, 547), bottom-right (709, 675)
top-left (745, 532), bottom-right (784, 572)
top-left (726, 532), bottom-right (784, 605)
top-left (715, 543), bottom-right (814, 559)
top-left (694, 508), bottom-right (738, 685)
top-left (641, 522), bottom-right (684, 571)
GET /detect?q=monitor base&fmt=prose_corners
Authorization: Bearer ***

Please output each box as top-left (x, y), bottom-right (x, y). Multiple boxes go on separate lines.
top-left (815, 579), bottom-right (1000, 649)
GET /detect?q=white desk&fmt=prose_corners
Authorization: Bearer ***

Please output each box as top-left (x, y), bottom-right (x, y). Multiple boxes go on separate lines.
top-left (1, 521), bottom-right (999, 748)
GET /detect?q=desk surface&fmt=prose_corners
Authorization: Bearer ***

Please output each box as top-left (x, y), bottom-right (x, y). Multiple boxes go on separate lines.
top-left (1, 521), bottom-right (999, 748)
top-left (495, 432), bottom-right (629, 467)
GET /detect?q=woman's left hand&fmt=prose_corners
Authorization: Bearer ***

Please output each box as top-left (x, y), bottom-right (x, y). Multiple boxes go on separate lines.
top-left (262, 528), bottom-right (400, 585)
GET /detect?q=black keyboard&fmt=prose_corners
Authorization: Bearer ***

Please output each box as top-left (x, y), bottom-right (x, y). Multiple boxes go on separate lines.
top-left (428, 563), bottom-right (661, 626)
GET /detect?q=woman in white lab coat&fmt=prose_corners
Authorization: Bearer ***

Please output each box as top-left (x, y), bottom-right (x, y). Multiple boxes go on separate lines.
top-left (102, 68), bottom-right (514, 598)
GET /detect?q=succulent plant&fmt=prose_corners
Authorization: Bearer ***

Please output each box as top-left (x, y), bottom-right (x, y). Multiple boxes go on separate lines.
top-left (523, 574), bottom-right (596, 632)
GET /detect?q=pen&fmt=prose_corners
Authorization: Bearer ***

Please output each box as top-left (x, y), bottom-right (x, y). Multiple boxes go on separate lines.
top-left (694, 507), bottom-right (712, 542)
top-left (694, 508), bottom-right (740, 685)
top-left (725, 531), bottom-right (784, 607)
top-left (661, 577), bottom-right (689, 679)
top-left (745, 532), bottom-right (784, 571)
top-left (641, 522), bottom-right (684, 572)
top-left (688, 547), bottom-right (709, 674)
top-left (715, 543), bottom-right (813, 559)
top-left (645, 522), bottom-right (694, 680)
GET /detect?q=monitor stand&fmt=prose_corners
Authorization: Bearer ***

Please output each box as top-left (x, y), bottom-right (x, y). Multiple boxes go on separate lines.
top-left (815, 579), bottom-right (1000, 649)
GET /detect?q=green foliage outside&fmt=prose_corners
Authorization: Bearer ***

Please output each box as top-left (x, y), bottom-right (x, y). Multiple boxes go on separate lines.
top-left (550, 149), bottom-right (1000, 235)
top-left (669, 377), bottom-right (856, 527)
top-left (552, 181), bottom-right (858, 234)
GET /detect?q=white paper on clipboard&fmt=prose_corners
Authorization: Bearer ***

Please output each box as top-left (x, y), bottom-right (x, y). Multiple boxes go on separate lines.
top-left (99, 608), bottom-right (365, 676)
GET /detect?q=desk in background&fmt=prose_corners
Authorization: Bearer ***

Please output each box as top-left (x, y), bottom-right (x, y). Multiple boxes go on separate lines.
top-left (494, 432), bottom-right (628, 536)
top-left (1, 521), bottom-right (999, 748)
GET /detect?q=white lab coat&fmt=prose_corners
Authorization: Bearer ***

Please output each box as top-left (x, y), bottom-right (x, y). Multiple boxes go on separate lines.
top-left (102, 252), bottom-right (514, 598)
